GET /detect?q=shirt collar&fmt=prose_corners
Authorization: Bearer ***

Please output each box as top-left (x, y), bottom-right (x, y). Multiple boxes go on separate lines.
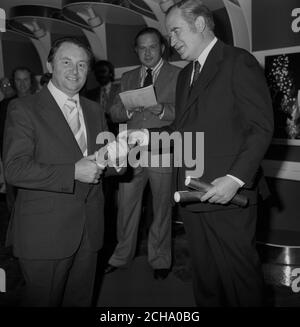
top-left (141, 57), bottom-right (164, 75)
top-left (196, 37), bottom-right (218, 69)
top-left (47, 80), bottom-right (80, 110)
top-left (102, 82), bottom-right (112, 94)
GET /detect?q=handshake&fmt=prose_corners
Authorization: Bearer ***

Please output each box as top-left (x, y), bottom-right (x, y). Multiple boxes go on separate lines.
top-left (95, 129), bottom-right (149, 169)
top-left (75, 129), bottom-right (149, 184)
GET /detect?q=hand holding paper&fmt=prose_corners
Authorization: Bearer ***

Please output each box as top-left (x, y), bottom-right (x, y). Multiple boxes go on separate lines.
top-left (146, 103), bottom-right (164, 116)
top-left (119, 85), bottom-right (157, 110)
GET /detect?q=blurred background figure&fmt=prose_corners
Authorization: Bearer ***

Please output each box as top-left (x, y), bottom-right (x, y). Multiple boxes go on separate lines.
top-left (86, 60), bottom-right (121, 243)
top-left (86, 60), bottom-right (120, 133)
top-left (0, 77), bottom-right (16, 101)
top-left (12, 66), bottom-right (37, 98)
top-left (0, 78), bottom-right (16, 149)
top-left (0, 67), bottom-right (37, 218)
top-left (35, 72), bottom-right (53, 92)
top-left (39, 72), bottom-right (52, 87)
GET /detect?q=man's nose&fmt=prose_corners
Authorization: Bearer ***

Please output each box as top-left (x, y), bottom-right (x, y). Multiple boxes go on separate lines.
top-left (145, 48), bottom-right (151, 56)
top-left (170, 35), bottom-right (176, 47)
top-left (72, 65), bottom-right (79, 74)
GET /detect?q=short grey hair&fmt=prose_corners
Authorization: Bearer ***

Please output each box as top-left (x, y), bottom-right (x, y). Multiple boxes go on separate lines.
top-left (166, 0), bottom-right (215, 32)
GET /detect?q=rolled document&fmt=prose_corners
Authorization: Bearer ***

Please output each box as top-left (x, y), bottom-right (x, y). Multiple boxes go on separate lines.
top-left (185, 176), bottom-right (248, 207)
top-left (174, 191), bottom-right (205, 203)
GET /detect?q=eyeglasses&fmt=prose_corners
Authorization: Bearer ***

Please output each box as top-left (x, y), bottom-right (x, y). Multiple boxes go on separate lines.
top-left (1, 82), bottom-right (11, 88)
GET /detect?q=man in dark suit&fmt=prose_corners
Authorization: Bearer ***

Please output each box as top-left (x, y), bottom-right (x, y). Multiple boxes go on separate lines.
top-left (3, 37), bottom-right (118, 306)
top-left (106, 27), bottom-right (180, 280)
top-left (158, 0), bottom-right (273, 306)
top-left (86, 60), bottom-right (120, 133)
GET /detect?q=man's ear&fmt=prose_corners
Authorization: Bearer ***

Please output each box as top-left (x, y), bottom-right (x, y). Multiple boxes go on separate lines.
top-left (195, 15), bottom-right (206, 33)
top-left (46, 61), bottom-right (53, 74)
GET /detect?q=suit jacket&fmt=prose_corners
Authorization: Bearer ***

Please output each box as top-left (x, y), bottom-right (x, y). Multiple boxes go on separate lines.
top-left (172, 40), bottom-right (274, 211)
top-left (109, 61), bottom-right (180, 173)
top-left (3, 87), bottom-right (109, 259)
top-left (85, 83), bottom-right (120, 115)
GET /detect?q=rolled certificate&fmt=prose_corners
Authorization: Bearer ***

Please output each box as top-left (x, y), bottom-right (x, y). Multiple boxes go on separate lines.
top-left (185, 176), bottom-right (248, 207)
top-left (174, 191), bottom-right (205, 203)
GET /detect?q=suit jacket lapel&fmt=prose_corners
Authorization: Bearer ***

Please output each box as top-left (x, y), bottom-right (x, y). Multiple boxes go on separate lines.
top-left (178, 40), bottom-right (224, 123)
top-left (177, 63), bottom-right (193, 117)
top-left (129, 68), bottom-right (141, 89)
top-left (154, 61), bottom-right (169, 91)
top-left (38, 87), bottom-right (83, 158)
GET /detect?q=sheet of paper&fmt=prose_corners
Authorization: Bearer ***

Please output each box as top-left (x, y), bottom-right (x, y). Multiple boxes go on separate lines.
top-left (119, 85), bottom-right (157, 110)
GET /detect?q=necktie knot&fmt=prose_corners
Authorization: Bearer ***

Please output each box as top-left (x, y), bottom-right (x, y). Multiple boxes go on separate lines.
top-left (65, 98), bottom-right (77, 114)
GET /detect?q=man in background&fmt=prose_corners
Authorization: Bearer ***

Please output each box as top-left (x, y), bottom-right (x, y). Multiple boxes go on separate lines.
top-left (86, 60), bottom-right (120, 133)
top-left (106, 27), bottom-right (180, 280)
top-left (12, 67), bottom-right (37, 98)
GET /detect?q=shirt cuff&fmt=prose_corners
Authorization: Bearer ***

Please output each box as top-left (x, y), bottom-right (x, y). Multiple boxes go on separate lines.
top-left (126, 109), bottom-right (134, 119)
top-left (226, 174), bottom-right (245, 187)
top-left (159, 106), bottom-right (165, 119)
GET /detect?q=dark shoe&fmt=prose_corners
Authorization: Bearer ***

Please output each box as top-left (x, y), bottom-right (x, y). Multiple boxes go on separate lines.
top-left (104, 264), bottom-right (118, 274)
top-left (153, 268), bottom-right (170, 280)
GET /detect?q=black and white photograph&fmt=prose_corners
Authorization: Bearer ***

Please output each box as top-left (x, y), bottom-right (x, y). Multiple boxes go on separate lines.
top-left (0, 0), bottom-right (300, 318)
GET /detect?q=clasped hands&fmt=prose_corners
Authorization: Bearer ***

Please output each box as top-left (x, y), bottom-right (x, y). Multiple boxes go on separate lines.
top-left (75, 129), bottom-right (149, 184)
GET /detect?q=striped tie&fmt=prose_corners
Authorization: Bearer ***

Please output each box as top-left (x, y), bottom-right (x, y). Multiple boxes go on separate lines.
top-left (143, 68), bottom-right (153, 87)
top-left (64, 98), bottom-right (87, 155)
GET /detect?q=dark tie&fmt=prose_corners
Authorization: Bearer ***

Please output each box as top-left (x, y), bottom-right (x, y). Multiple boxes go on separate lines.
top-left (143, 68), bottom-right (153, 87)
top-left (190, 61), bottom-right (201, 89)
top-left (100, 87), bottom-right (108, 111)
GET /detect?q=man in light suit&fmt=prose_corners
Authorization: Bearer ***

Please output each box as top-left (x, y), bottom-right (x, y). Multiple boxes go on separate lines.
top-left (3, 37), bottom-right (118, 306)
top-left (162, 0), bottom-right (274, 306)
top-left (106, 27), bottom-right (180, 280)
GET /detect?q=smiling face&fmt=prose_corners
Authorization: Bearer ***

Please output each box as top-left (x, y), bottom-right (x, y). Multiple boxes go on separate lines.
top-left (166, 7), bottom-right (203, 61)
top-left (14, 70), bottom-right (32, 97)
top-left (47, 42), bottom-right (89, 97)
top-left (135, 32), bottom-right (165, 68)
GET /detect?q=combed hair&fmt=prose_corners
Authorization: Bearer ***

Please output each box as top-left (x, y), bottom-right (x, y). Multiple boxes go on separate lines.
top-left (167, 0), bottom-right (215, 31)
top-left (134, 26), bottom-right (167, 48)
top-left (47, 36), bottom-right (94, 68)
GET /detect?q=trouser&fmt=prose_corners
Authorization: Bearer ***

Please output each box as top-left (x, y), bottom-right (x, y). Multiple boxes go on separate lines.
top-left (181, 205), bottom-right (264, 307)
top-left (19, 226), bottom-right (98, 307)
top-left (109, 167), bottom-right (172, 269)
